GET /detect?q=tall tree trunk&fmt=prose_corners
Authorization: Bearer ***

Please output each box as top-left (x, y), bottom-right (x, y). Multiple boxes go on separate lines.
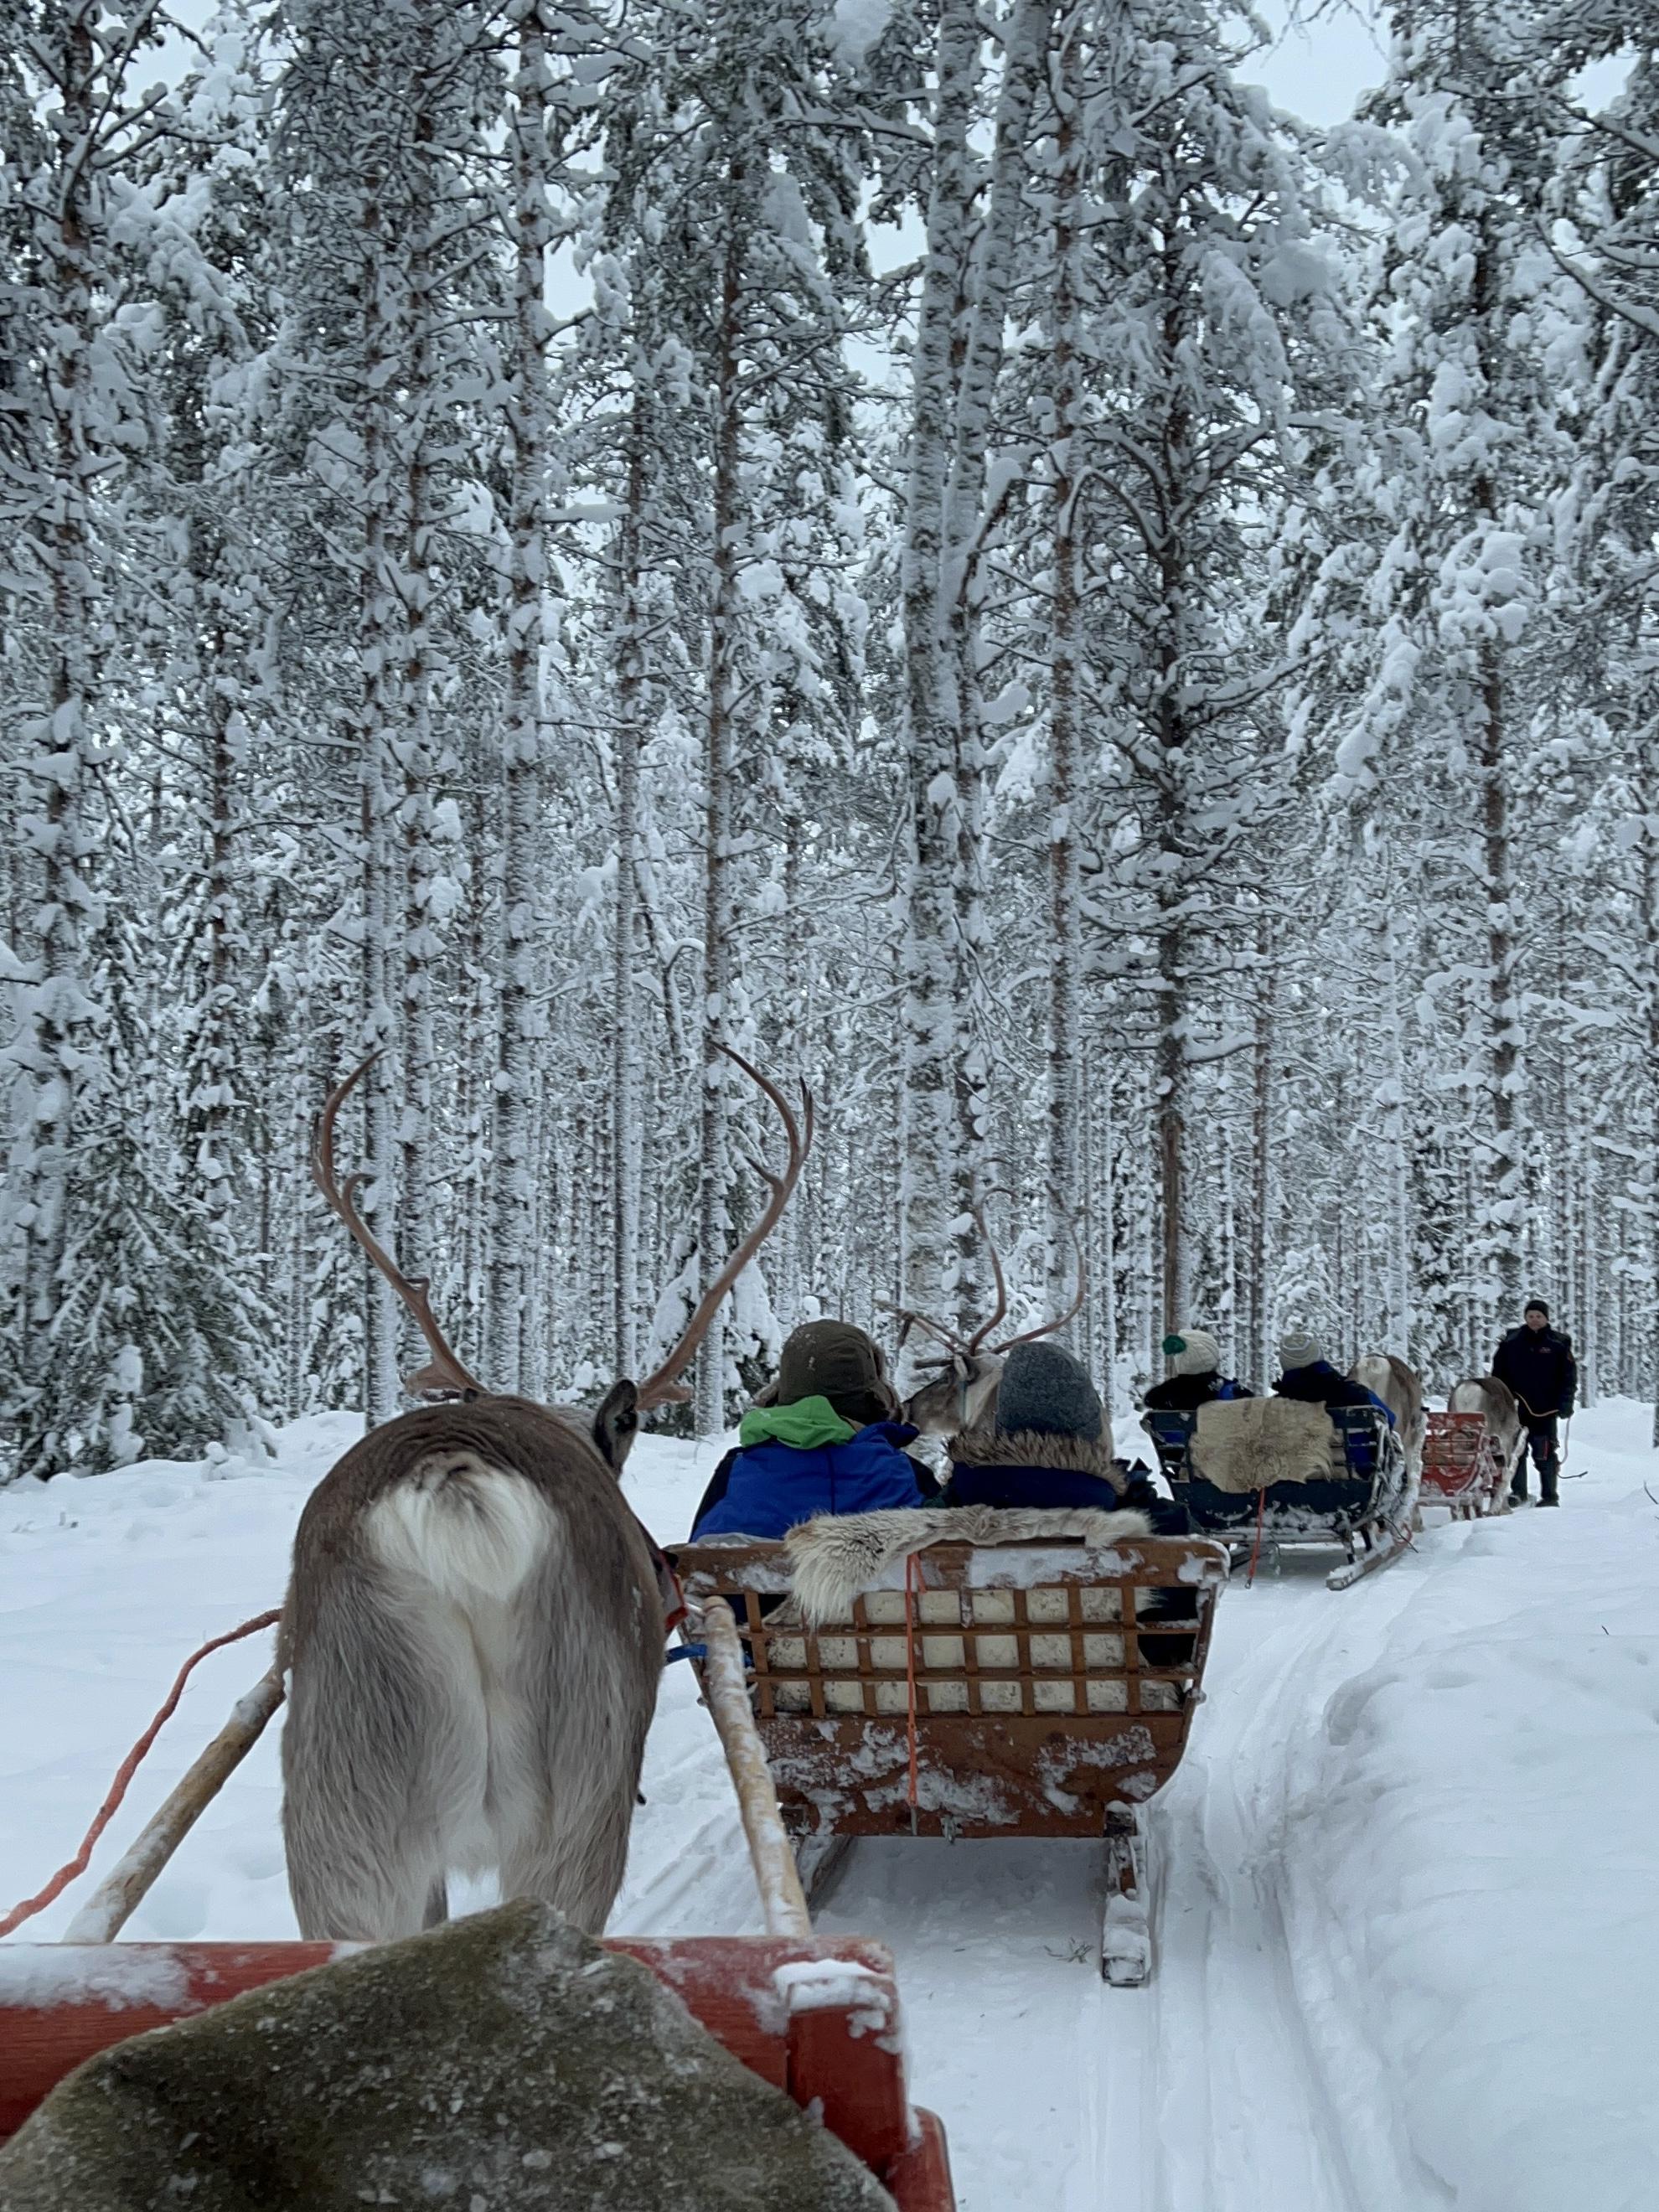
top-left (397, 114), bottom-right (438, 1364)
top-left (1643, 734), bottom-right (1659, 1444)
top-left (487, 3), bottom-right (555, 1391)
top-left (1044, 31), bottom-right (1083, 1333)
top-left (1377, 895), bottom-right (1411, 1357)
top-left (355, 159), bottom-right (401, 1428)
top-left (1477, 637), bottom-right (1525, 1319)
top-left (898, 0), bottom-right (979, 1332)
top-left (1250, 944), bottom-right (1276, 1386)
top-left (11, 9), bottom-right (102, 1480)
top-left (693, 177), bottom-right (745, 1438)
top-left (609, 389), bottom-right (649, 1379)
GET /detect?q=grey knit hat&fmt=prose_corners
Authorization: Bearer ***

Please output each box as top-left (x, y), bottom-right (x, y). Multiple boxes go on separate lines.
top-left (1164, 1327), bottom-right (1221, 1378)
top-left (1279, 1327), bottom-right (1323, 1371)
top-left (995, 1341), bottom-right (1103, 1442)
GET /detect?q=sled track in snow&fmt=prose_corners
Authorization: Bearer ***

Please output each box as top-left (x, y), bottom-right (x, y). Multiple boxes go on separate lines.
top-left (622, 1548), bottom-right (1442, 2211)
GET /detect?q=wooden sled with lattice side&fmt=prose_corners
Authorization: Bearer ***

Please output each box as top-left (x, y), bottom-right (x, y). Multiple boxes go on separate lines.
top-left (669, 1518), bottom-right (1231, 1987)
top-left (1145, 1397), bottom-right (1413, 1589)
top-left (1420, 1409), bottom-right (1509, 1519)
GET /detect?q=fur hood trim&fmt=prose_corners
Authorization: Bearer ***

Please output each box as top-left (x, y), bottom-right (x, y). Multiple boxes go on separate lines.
top-left (783, 1502), bottom-right (1152, 1628)
top-left (948, 1423), bottom-right (1115, 1479)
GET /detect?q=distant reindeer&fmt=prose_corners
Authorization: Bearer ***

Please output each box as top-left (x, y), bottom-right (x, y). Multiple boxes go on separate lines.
top-left (280, 1046), bottom-right (811, 1944)
top-left (1350, 1353), bottom-right (1427, 1484)
top-left (892, 1212), bottom-right (1087, 1440)
top-left (1448, 1373), bottom-right (1523, 1478)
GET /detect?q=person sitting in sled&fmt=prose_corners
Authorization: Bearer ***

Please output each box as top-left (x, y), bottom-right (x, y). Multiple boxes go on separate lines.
top-left (1272, 1327), bottom-right (1395, 1424)
top-left (1143, 1327), bottom-right (1253, 1412)
top-left (939, 1341), bottom-right (1188, 1532)
top-left (689, 1320), bottom-right (931, 1541)
top-left (1492, 1297), bottom-right (1577, 1507)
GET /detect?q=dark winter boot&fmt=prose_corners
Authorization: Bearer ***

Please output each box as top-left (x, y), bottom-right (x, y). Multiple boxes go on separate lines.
top-left (1538, 1458), bottom-right (1560, 1507)
top-left (1510, 1466), bottom-right (1528, 1503)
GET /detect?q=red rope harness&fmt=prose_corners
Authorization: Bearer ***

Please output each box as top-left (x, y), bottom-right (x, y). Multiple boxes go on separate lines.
top-left (0, 1609), bottom-right (282, 1939)
top-left (904, 1552), bottom-right (922, 1833)
top-left (1247, 1486), bottom-right (1269, 1586)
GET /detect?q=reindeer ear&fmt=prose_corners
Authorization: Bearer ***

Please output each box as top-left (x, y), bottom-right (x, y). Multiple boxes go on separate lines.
top-left (593, 1380), bottom-right (640, 1475)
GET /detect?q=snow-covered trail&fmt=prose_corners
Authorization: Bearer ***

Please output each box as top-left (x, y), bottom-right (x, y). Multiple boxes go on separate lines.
top-left (618, 1536), bottom-right (1437, 2212)
top-left (3, 1403), bottom-right (1656, 2209)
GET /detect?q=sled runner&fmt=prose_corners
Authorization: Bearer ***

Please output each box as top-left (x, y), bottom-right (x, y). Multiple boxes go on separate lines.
top-left (1145, 1399), bottom-right (1412, 1589)
top-left (1419, 1409), bottom-right (1508, 1518)
top-left (670, 1525), bottom-right (1230, 1987)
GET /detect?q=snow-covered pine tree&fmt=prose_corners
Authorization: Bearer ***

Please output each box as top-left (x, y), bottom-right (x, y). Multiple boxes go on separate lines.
top-left (1, 0), bottom-right (177, 1476)
top-left (1048, 1), bottom-right (1357, 1336)
top-left (1355, 1), bottom-right (1577, 1336)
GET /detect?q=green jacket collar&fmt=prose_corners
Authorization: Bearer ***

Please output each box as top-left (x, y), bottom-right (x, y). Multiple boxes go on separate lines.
top-left (738, 1396), bottom-right (860, 1450)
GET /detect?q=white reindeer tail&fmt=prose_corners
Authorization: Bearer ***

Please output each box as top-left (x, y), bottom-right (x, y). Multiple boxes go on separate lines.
top-left (1351, 1354), bottom-right (1394, 1403)
top-left (365, 1450), bottom-right (555, 1602)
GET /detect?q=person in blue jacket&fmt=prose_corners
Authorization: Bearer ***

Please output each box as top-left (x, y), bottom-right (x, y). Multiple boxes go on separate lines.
top-left (689, 1320), bottom-right (930, 1540)
top-left (1272, 1328), bottom-right (1395, 1424)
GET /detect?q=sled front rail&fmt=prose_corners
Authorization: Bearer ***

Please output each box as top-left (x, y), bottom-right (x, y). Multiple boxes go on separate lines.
top-left (671, 1536), bottom-right (1228, 1841)
top-left (0, 1935), bottom-right (953, 2209)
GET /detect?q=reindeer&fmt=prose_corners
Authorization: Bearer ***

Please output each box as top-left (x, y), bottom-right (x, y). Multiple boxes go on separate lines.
top-left (279, 1046), bottom-right (811, 1945)
top-left (1350, 1352), bottom-right (1427, 1483)
top-left (1448, 1373), bottom-right (1523, 1479)
top-left (891, 1212), bottom-right (1088, 1440)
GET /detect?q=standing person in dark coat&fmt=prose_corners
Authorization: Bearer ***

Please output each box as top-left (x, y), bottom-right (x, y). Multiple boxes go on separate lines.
top-left (1272, 1329), bottom-right (1396, 1425)
top-left (1492, 1299), bottom-right (1577, 1507)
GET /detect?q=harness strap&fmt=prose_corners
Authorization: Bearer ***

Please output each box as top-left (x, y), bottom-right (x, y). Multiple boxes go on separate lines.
top-left (904, 1552), bottom-right (923, 1834)
top-left (633, 1512), bottom-right (686, 1636)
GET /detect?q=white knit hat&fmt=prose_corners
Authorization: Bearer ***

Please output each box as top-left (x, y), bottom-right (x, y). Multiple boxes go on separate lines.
top-left (1279, 1327), bottom-right (1323, 1370)
top-left (1166, 1328), bottom-right (1221, 1377)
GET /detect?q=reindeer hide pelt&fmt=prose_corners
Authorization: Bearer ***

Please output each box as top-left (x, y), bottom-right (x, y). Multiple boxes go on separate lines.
top-left (1191, 1397), bottom-right (1336, 1494)
top-left (783, 1504), bottom-right (1152, 1629)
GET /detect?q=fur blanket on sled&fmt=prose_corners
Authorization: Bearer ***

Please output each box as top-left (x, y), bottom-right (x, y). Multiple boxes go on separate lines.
top-left (783, 1504), bottom-right (1152, 1628)
top-left (1191, 1396), bottom-right (1335, 1494)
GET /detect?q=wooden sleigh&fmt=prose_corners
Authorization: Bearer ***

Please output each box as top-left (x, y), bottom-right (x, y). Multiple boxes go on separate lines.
top-left (1145, 1403), bottom-right (1413, 1589)
top-left (1419, 1409), bottom-right (1509, 1519)
top-left (670, 1531), bottom-right (1230, 1987)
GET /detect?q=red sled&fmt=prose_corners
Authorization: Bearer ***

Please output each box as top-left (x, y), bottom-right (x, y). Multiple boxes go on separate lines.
top-left (1420, 1411), bottom-right (1508, 1518)
top-left (0, 1933), bottom-right (952, 2209)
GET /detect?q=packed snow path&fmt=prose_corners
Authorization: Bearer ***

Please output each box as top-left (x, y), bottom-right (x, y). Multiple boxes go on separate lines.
top-left (3, 1406), bottom-right (1656, 2210)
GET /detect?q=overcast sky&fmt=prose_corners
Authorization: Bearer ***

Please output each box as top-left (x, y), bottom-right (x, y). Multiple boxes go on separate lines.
top-left (1247, 2), bottom-right (1389, 126)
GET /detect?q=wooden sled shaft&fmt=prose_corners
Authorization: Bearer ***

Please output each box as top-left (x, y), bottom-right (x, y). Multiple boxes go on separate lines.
top-left (695, 1600), bottom-right (814, 1939)
top-left (63, 1665), bottom-right (286, 1944)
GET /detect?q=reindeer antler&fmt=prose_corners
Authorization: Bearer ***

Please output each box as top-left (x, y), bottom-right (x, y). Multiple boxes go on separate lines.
top-left (964, 1196), bottom-right (1013, 1354)
top-left (876, 1301), bottom-right (969, 1360)
top-left (878, 1195), bottom-right (1013, 1366)
top-left (634, 1044), bottom-right (814, 1412)
top-left (312, 1053), bottom-right (485, 1400)
top-left (987, 1211), bottom-right (1088, 1355)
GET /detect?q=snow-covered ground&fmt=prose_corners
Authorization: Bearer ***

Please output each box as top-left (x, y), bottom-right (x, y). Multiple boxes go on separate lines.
top-left (3, 1402), bottom-right (1656, 2210)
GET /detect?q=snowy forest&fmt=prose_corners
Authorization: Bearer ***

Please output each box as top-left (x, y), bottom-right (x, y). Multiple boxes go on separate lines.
top-left (2, 0), bottom-right (1655, 1481)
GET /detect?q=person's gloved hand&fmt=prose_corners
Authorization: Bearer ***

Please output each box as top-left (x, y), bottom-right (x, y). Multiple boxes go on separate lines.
top-left (1119, 1472), bottom-right (1160, 1514)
